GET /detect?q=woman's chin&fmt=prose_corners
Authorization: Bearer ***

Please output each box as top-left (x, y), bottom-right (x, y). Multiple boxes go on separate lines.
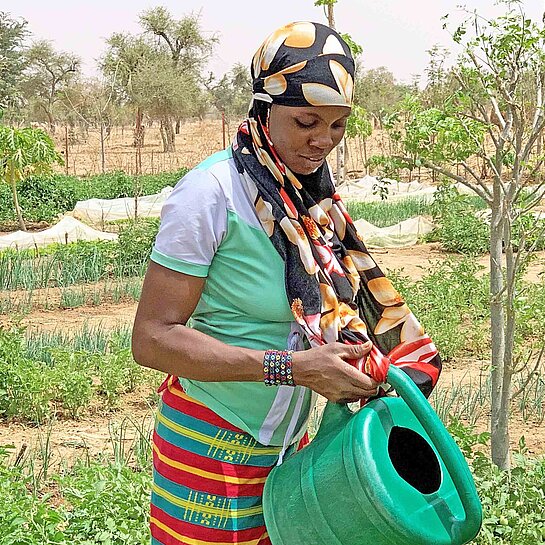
top-left (290, 160), bottom-right (324, 175)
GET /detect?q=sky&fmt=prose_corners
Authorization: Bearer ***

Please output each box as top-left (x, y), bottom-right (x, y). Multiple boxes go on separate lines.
top-left (3, 0), bottom-right (545, 85)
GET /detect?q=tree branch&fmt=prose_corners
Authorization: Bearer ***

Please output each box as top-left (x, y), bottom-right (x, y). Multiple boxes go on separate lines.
top-left (415, 158), bottom-right (492, 202)
top-left (512, 346), bottom-right (544, 399)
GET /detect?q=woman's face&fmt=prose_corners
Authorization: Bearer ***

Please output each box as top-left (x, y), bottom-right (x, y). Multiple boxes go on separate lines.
top-left (268, 104), bottom-right (351, 175)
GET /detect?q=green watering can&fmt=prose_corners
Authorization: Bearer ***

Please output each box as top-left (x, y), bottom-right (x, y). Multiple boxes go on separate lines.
top-left (263, 365), bottom-right (482, 545)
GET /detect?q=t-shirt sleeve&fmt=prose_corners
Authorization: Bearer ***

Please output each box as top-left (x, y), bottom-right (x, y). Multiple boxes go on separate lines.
top-left (150, 169), bottom-right (228, 277)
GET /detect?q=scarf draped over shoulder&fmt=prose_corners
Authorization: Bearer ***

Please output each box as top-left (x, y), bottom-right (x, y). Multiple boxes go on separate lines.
top-left (232, 21), bottom-right (441, 396)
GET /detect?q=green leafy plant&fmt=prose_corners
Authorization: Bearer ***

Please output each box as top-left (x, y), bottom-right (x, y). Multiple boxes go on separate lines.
top-left (116, 218), bottom-right (160, 276)
top-left (427, 182), bottom-right (489, 255)
top-left (0, 125), bottom-right (63, 231)
top-left (391, 258), bottom-right (490, 361)
top-left (0, 327), bottom-right (54, 423)
top-left (50, 350), bottom-right (94, 419)
top-left (448, 421), bottom-right (545, 544)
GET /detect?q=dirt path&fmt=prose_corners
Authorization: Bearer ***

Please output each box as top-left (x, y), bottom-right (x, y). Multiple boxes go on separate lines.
top-left (14, 301), bottom-right (138, 333)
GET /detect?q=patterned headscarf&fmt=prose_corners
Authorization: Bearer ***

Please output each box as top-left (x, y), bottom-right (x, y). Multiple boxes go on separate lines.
top-left (233, 21), bottom-right (441, 395)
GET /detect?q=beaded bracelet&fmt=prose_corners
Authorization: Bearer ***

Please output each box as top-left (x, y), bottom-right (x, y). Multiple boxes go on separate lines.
top-left (263, 349), bottom-right (295, 387)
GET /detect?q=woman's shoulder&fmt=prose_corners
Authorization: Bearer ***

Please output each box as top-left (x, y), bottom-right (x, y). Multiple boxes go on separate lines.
top-left (170, 148), bottom-right (240, 206)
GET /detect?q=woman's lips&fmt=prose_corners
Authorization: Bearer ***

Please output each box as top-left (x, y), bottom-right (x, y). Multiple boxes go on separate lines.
top-left (301, 155), bottom-right (325, 164)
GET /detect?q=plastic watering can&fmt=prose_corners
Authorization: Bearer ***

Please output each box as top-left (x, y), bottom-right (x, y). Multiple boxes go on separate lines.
top-left (262, 365), bottom-right (482, 545)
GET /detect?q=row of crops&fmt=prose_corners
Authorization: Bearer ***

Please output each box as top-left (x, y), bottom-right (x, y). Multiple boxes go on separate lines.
top-left (3, 254), bottom-right (545, 427)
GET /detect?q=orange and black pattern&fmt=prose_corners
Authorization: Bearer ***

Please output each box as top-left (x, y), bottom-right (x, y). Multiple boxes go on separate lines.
top-left (233, 22), bottom-right (441, 395)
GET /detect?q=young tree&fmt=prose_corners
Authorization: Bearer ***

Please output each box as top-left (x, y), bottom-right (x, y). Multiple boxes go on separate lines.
top-left (101, 33), bottom-right (155, 149)
top-left (0, 12), bottom-right (29, 112)
top-left (61, 77), bottom-right (120, 173)
top-left (372, 2), bottom-right (545, 469)
top-left (0, 125), bottom-right (62, 231)
top-left (102, 9), bottom-right (217, 153)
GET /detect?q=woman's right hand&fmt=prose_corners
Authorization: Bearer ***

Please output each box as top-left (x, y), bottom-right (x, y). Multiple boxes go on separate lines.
top-left (291, 341), bottom-right (380, 403)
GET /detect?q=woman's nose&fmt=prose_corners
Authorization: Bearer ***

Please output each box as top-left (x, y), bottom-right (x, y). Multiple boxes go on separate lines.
top-left (309, 130), bottom-right (334, 150)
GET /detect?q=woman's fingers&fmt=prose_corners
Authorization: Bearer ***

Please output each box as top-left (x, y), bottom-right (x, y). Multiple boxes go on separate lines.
top-left (335, 340), bottom-right (373, 360)
top-left (291, 340), bottom-right (382, 402)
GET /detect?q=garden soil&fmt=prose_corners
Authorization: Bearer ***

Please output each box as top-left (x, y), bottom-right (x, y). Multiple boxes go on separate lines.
top-left (1, 243), bottom-right (544, 469)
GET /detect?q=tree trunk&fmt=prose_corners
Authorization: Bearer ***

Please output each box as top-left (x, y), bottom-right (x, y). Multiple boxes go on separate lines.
top-left (327, 5), bottom-right (335, 28)
top-left (336, 139), bottom-right (345, 187)
top-left (160, 116), bottom-right (176, 152)
top-left (46, 107), bottom-right (56, 135)
top-left (175, 118), bottom-right (181, 135)
top-left (133, 108), bottom-right (145, 148)
top-left (489, 196), bottom-right (510, 469)
top-left (100, 122), bottom-right (106, 174)
top-left (10, 175), bottom-right (26, 232)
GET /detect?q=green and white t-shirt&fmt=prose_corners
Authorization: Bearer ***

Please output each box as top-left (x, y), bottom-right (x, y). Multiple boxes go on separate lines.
top-left (151, 148), bottom-right (314, 448)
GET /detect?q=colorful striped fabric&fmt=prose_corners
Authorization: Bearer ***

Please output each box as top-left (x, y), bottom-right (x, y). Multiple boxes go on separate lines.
top-left (151, 376), bottom-right (285, 545)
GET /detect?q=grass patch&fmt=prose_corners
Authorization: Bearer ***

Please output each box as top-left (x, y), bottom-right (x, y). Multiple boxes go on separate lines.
top-left (346, 197), bottom-right (431, 227)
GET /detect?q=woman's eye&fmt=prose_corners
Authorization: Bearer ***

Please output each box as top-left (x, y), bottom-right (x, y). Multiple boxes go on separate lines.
top-left (295, 119), bottom-right (315, 128)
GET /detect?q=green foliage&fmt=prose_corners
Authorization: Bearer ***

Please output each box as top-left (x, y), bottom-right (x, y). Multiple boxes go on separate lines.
top-left (96, 347), bottom-right (141, 409)
top-left (353, 67), bottom-right (412, 120)
top-left (0, 219), bottom-right (160, 292)
top-left (339, 33), bottom-right (363, 57)
top-left (50, 350), bottom-right (94, 419)
top-left (404, 108), bottom-right (486, 164)
top-left (0, 168), bottom-right (187, 225)
top-left (512, 213), bottom-right (545, 252)
top-left (0, 12), bottom-right (29, 110)
top-left (346, 197), bottom-right (431, 227)
top-left (0, 240), bottom-right (117, 290)
top-left (392, 258), bottom-right (490, 361)
top-left (513, 280), bottom-right (545, 349)
top-left (346, 104), bottom-right (372, 140)
top-left (0, 445), bottom-right (66, 545)
top-left (448, 421), bottom-right (545, 545)
top-left (24, 324), bottom-right (132, 365)
top-left (209, 63), bottom-right (251, 120)
top-left (59, 461), bottom-right (151, 545)
top-left (16, 175), bottom-right (78, 223)
top-left (366, 155), bottom-right (412, 181)
top-left (0, 125), bottom-right (63, 229)
top-left (0, 326), bottom-right (155, 422)
top-left (117, 218), bottom-right (160, 276)
top-left (0, 445), bottom-right (151, 545)
top-left (428, 182), bottom-right (489, 255)
top-left (0, 327), bottom-right (54, 423)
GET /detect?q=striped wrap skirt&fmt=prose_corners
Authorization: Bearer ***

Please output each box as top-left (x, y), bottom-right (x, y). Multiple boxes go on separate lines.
top-left (151, 377), bottom-right (293, 545)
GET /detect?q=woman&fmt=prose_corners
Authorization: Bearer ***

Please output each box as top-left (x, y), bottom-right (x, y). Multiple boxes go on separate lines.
top-left (132, 21), bottom-right (441, 545)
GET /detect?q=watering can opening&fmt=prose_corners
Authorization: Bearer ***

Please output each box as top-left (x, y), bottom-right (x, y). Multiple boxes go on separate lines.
top-left (388, 426), bottom-right (442, 495)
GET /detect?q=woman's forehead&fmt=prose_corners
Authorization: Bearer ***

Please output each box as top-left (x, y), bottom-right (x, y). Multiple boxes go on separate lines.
top-left (276, 105), bottom-right (352, 120)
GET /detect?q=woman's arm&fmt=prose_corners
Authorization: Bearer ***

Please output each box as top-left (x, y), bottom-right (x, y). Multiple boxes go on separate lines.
top-left (132, 261), bottom-right (264, 382)
top-left (132, 261), bottom-right (380, 402)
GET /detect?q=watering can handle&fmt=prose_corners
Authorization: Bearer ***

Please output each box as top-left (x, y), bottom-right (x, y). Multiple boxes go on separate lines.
top-left (386, 365), bottom-right (481, 532)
